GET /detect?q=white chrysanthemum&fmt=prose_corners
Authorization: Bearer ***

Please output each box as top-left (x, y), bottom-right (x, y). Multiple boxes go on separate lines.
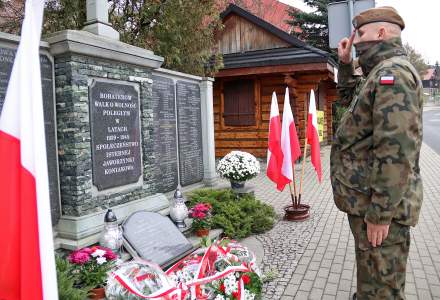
top-left (182, 269), bottom-right (194, 282)
top-left (96, 256), bottom-right (107, 265)
top-left (92, 249), bottom-right (106, 257)
top-left (224, 273), bottom-right (238, 296)
top-left (244, 289), bottom-right (255, 300)
top-left (214, 295), bottom-right (226, 300)
top-left (217, 151), bottom-right (260, 181)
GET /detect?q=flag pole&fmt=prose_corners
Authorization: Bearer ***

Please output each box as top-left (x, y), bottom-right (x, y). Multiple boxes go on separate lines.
top-left (298, 93), bottom-right (309, 206)
top-left (292, 163), bottom-right (298, 207)
top-left (298, 138), bottom-right (308, 205)
top-left (288, 183), bottom-right (296, 207)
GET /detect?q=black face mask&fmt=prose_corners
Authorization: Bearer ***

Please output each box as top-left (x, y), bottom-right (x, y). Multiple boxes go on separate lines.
top-left (354, 40), bottom-right (381, 57)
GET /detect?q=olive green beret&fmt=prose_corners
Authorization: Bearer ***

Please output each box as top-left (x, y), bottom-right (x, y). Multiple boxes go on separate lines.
top-left (352, 6), bottom-right (405, 30)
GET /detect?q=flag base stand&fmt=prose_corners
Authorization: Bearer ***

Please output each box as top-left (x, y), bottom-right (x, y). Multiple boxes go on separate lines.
top-left (284, 204), bottom-right (310, 221)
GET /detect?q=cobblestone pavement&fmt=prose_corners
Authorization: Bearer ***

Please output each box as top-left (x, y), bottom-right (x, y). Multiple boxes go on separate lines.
top-left (239, 143), bottom-right (440, 300)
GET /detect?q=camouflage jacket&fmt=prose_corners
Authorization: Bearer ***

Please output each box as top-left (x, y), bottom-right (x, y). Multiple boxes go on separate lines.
top-left (330, 37), bottom-right (423, 226)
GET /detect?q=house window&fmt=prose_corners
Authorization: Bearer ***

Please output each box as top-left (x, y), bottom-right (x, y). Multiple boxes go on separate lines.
top-left (223, 79), bottom-right (255, 126)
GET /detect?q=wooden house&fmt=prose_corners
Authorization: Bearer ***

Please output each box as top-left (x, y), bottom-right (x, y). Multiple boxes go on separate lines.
top-left (213, 4), bottom-right (338, 158)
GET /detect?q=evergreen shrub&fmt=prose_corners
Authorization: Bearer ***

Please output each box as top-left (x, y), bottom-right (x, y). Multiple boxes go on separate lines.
top-left (187, 189), bottom-right (276, 239)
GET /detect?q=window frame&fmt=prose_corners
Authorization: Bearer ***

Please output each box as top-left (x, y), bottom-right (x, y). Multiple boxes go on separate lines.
top-left (220, 77), bottom-right (260, 130)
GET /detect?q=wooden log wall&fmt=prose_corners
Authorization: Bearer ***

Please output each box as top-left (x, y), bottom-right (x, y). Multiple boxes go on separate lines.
top-left (214, 72), bottom-right (337, 158)
top-left (219, 14), bottom-right (290, 54)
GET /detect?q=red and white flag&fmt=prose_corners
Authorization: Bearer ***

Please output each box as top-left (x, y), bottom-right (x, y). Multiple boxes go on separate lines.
top-left (0, 0), bottom-right (58, 299)
top-left (280, 88), bottom-right (301, 190)
top-left (267, 92), bottom-right (289, 191)
top-left (306, 90), bottom-right (322, 182)
top-left (379, 75), bottom-right (395, 85)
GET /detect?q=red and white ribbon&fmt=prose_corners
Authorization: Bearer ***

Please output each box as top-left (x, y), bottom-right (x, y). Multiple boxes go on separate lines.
top-left (112, 240), bottom-right (255, 300)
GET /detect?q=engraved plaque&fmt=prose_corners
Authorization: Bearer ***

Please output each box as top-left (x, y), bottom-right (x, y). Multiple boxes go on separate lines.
top-left (151, 75), bottom-right (178, 193)
top-left (176, 81), bottom-right (204, 186)
top-left (40, 54), bottom-right (60, 222)
top-left (89, 79), bottom-right (142, 190)
top-left (0, 46), bottom-right (60, 223)
top-left (123, 211), bottom-right (193, 267)
top-left (0, 47), bottom-right (15, 113)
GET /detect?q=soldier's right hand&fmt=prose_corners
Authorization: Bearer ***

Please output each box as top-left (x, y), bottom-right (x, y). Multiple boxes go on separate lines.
top-left (338, 30), bottom-right (355, 64)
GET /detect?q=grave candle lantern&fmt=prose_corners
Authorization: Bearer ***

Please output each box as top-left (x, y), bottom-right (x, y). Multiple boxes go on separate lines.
top-left (99, 209), bottom-right (123, 253)
top-left (170, 186), bottom-right (188, 228)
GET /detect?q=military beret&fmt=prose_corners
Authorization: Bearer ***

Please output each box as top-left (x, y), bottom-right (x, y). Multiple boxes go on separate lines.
top-left (352, 6), bottom-right (405, 30)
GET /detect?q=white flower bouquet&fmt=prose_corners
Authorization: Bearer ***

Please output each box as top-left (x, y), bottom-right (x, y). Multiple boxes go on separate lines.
top-left (166, 239), bottom-right (262, 300)
top-left (105, 239), bottom-right (262, 300)
top-left (217, 151), bottom-right (260, 182)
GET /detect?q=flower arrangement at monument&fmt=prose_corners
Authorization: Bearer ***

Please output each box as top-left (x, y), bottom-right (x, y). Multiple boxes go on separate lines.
top-left (208, 272), bottom-right (261, 300)
top-left (105, 260), bottom-right (175, 299)
top-left (166, 239), bottom-right (263, 300)
top-left (67, 245), bottom-right (117, 290)
top-left (105, 239), bottom-right (262, 300)
top-left (189, 202), bottom-right (213, 236)
top-left (217, 151), bottom-right (260, 184)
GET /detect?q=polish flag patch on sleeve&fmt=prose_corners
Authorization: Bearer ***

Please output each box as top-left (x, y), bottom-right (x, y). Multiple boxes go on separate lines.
top-left (380, 75), bottom-right (395, 85)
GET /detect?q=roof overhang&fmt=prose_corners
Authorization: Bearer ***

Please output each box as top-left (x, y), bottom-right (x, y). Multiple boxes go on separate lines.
top-left (216, 62), bottom-right (335, 78)
top-left (216, 46), bottom-right (337, 78)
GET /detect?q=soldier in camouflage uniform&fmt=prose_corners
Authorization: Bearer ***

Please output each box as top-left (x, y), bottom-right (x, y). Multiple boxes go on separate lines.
top-left (330, 6), bottom-right (423, 300)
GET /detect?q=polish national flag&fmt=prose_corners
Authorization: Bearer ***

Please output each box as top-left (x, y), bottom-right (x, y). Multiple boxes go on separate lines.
top-left (0, 1), bottom-right (58, 299)
top-left (306, 90), bottom-right (322, 182)
top-left (267, 92), bottom-right (290, 190)
top-left (280, 88), bottom-right (301, 190)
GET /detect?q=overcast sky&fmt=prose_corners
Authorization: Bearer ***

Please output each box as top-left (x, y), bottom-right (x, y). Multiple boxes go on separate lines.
top-left (279, 0), bottom-right (440, 64)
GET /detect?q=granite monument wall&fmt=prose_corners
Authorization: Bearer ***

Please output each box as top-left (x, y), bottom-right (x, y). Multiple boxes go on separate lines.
top-left (54, 53), bottom-right (156, 216)
top-left (47, 30), bottom-right (216, 249)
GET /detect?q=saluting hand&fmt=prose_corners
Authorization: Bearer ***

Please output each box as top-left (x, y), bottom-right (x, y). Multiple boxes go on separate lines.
top-left (366, 221), bottom-right (390, 247)
top-left (338, 30), bottom-right (355, 64)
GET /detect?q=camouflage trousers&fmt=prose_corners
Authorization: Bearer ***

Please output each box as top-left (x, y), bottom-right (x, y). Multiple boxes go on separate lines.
top-left (348, 215), bottom-right (411, 300)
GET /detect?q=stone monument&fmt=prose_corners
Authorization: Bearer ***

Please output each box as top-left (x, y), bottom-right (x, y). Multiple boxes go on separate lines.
top-left (83, 0), bottom-right (119, 40)
top-left (46, 3), bottom-right (216, 249)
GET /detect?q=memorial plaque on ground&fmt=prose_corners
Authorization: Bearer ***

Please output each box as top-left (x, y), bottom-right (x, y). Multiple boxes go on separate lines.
top-left (89, 79), bottom-right (142, 190)
top-left (151, 75), bottom-right (178, 193)
top-left (0, 46), bottom-right (61, 223)
top-left (176, 81), bottom-right (204, 186)
top-left (123, 211), bottom-right (193, 267)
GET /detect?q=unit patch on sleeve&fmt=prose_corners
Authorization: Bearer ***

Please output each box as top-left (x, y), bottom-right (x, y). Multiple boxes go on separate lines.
top-left (380, 75), bottom-right (395, 85)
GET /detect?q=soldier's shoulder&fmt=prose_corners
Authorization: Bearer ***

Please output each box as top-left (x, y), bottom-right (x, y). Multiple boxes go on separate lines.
top-left (380, 56), bottom-right (420, 81)
top-left (373, 57), bottom-right (420, 88)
